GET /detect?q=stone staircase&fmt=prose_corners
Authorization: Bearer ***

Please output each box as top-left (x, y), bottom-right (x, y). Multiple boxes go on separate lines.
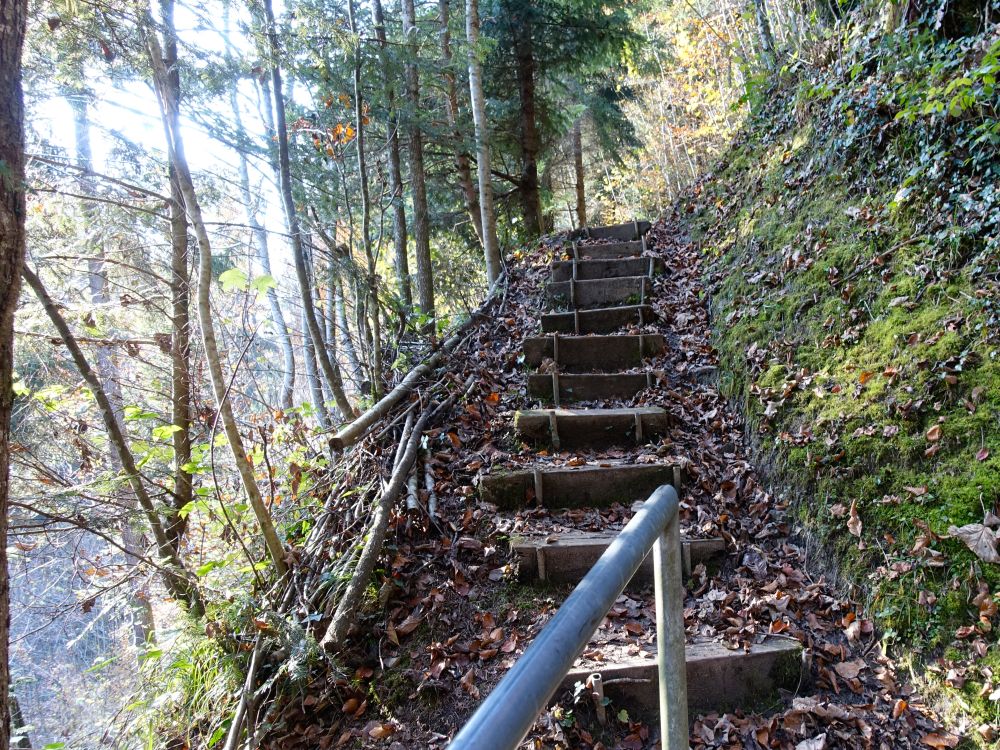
top-left (482, 221), bottom-right (803, 729)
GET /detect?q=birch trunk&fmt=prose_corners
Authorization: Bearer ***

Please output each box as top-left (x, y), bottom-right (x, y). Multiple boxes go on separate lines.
top-left (466, 0), bottom-right (503, 283)
top-left (438, 0), bottom-right (483, 245)
top-left (752, 0), bottom-right (778, 70)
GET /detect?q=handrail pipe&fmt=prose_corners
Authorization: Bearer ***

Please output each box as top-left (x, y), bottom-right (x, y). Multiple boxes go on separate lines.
top-left (449, 483), bottom-right (688, 749)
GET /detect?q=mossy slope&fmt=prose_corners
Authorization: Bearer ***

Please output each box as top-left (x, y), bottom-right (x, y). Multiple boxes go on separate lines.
top-left (686, 21), bottom-right (1000, 742)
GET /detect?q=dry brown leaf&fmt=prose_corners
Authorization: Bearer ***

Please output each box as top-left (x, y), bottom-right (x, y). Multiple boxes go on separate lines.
top-left (460, 666), bottom-right (480, 698)
top-left (921, 732), bottom-right (959, 748)
top-left (926, 424), bottom-right (942, 442)
top-left (834, 658), bottom-right (866, 680)
top-left (948, 523), bottom-right (1000, 564)
top-left (847, 500), bottom-right (863, 538)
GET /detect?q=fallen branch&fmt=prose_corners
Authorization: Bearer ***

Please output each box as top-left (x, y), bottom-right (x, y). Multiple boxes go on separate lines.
top-left (326, 272), bottom-right (506, 452)
top-left (321, 406), bottom-right (433, 647)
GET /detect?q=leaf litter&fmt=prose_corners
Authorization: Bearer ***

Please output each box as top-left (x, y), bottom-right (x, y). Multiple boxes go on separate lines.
top-left (258, 217), bottom-right (958, 748)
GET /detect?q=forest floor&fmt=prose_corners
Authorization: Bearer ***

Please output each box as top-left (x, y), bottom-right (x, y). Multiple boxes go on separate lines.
top-left (266, 216), bottom-right (966, 749)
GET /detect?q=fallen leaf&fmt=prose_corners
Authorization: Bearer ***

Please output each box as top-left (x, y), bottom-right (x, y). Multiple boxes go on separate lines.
top-left (834, 659), bottom-right (866, 680)
top-left (796, 735), bottom-right (827, 750)
top-left (948, 523), bottom-right (1000, 563)
top-left (926, 424), bottom-right (942, 442)
top-left (847, 500), bottom-right (863, 538)
top-left (368, 722), bottom-right (396, 740)
top-left (460, 666), bottom-right (480, 698)
top-left (892, 699), bottom-right (908, 719)
top-left (977, 448), bottom-right (989, 462)
top-left (921, 732), bottom-right (959, 748)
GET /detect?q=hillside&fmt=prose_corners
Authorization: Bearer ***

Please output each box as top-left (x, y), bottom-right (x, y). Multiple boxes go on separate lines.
top-left (683, 15), bottom-right (1000, 744)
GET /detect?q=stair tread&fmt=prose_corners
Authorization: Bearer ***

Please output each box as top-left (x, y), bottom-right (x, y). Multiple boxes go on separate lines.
top-left (513, 529), bottom-right (722, 547)
top-left (562, 637), bottom-right (804, 713)
top-left (550, 257), bottom-right (663, 282)
top-left (515, 406), bottom-right (666, 417)
top-left (480, 462), bottom-right (680, 510)
top-left (570, 635), bottom-right (801, 670)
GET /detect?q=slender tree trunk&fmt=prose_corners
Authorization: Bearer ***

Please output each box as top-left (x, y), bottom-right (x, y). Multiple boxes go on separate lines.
top-left (158, 0), bottom-right (196, 560)
top-left (21, 267), bottom-right (205, 611)
top-left (401, 0), bottom-right (435, 326)
top-left (372, 0), bottom-right (412, 309)
top-left (147, 28), bottom-right (287, 577)
top-left (466, 0), bottom-right (503, 284)
top-left (751, 0), bottom-right (777, 70)
top-left (508, 3), bottom-right (543, 237)
top-left (0, 3), bottom-right (28, 745)
top-left (72, 94), bottom-right (156, 649)
top-left (347, 0), bottom-right (384, 397)
top-left (336, 278), bottom-right (363, 390)
top-left (572, 118), bottom-right (586, 229)
top-left (301, 307), bottom-right (331, 430)
top-left (438, 0), bottom-right (483, 245)
top-left (225, 65), bottom-right (295, 408)
top-left (260, 0), bottom-right (354, 420)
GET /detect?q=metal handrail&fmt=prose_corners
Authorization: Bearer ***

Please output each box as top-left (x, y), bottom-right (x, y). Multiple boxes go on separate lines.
top-left (449, 484), bottom-right (688, 749)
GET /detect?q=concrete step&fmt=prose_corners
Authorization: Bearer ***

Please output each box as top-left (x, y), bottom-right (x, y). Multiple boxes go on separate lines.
top-left (523, 334), bottom-right (665, 372)
top-left (546, 276), bottom-right (652, 310)
top-left (540, 305), bottom-right (655, 335)
top-left (527, 371), bottom-right (661, 403)
top-left (562, 637), bottom-right (803, 714)
top-left (514, 407), bottom-right (668, 449)
top-left (480, 463), bottom-right (680, 510)
top-left (514, 531), bottom-right (725, 583)
top-left (550, 257), bottom-right (664, 282)
top-left (570, 239), bottom-right (645, 260)
top-left (573, 220), bottom-right (652, 242)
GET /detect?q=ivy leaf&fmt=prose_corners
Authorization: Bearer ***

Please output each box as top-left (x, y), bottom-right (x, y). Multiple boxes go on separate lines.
top-left (218, 267), bottom-right (248, 292)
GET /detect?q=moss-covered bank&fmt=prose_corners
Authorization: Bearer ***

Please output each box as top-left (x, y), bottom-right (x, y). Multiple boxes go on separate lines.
top-left (685, 19), bottom-right (1000, 743)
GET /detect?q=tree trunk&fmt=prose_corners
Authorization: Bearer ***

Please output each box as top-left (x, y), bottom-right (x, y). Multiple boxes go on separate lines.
top-left (347, 0), bottom-right (384, 398)
top-left (0, 3), bottom-right (28, 745)
top-left (466, 0), bottom-right (503, 284)
top-left (751, 0), bottom-right (777, 70)
top-left (401, 0), bottom-right (435, 326)
top-left (438, 0), bottom-right (483, 245)
top-left (572, 118), bottom-right (586, 229)
top-left (226, 68), bottom-right (295, 409)
top-left (372, 0), bottom-right (412, 309)
top-left (509, 4), bottom-right (543, 237)
top-left (301, 306), bottom-right (331, 431)
top-left (336, 278), bottom-right (363, 390)
top-left (146, 28), bottom-right (288, 577)
top-left (72, 94), bottom-right (156, 649)
top-left (22, 267), bottom-right (205, 612)
top-left (260, 0), bottom-right (354, 420)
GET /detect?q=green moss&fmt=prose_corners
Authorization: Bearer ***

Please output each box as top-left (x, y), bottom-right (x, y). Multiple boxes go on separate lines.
top-left (692, 59), bottom-right (1000, 740)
